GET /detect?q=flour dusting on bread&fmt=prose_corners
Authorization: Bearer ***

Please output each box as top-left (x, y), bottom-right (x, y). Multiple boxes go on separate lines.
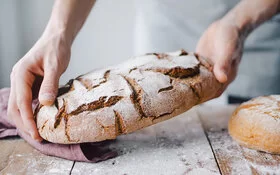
top-left (35, 50), bottom-right (221, 144)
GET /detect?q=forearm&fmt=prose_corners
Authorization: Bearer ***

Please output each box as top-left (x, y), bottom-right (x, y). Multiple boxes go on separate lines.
top-left (222, 0), bottom-right (280, 37)
top-left (43, 0), bottom-right (96, 45)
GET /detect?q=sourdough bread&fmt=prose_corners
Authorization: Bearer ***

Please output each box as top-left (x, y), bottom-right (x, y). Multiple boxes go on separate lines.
top-left (35, 50), bottom-right (221, 144)
top-left (229, 95), bottom-right (280, 154)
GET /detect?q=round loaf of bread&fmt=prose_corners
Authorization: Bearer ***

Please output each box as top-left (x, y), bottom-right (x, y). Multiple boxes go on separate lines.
top-left (229, 95), bottom-right (280, 154)
top-left (35, 50), bottom-right (221, 144)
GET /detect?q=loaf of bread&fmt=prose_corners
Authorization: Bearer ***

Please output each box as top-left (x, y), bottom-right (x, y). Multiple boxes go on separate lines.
top-left (35, 50), bottom-right (221, 144)
top-left (229, 95), bottom-right (280, 154)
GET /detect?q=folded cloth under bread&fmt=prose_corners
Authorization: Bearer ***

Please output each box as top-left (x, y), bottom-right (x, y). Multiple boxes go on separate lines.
top-left (0, 88), bottom-right (117, 162)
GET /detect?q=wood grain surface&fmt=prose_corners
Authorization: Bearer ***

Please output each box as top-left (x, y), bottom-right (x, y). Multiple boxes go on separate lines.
top-left (71, 108), bottom-right (220, 175)
top-left (0, 138), bottom-right (74, 174)
top-left (1, 105), bottom-right (280, 175)
top-left (198, 104), bottom-right (280, 175)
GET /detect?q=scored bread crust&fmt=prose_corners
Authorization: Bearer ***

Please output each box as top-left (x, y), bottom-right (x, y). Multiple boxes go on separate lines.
top-left (229, 95), bottom-right (280, 154)
top-left (35, 50), bottom-right (221, 144)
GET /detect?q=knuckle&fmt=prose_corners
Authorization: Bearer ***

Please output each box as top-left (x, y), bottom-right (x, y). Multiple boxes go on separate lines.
top-left (15, 59), bottom-right (24, 69)
top-left (11, 65), bottom-right (17, 73)
top-left (11, 62), bottom-right (25, 78)
top-left (11, 64), bottom-right (19, 74)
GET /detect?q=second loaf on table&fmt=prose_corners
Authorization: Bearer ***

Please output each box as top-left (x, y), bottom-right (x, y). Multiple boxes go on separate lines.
top-left (35, 50), bottom-right (222, 144)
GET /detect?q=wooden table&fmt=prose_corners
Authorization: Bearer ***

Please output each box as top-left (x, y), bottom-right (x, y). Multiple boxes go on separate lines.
top-left (1, 105), bottom-right (280, 175)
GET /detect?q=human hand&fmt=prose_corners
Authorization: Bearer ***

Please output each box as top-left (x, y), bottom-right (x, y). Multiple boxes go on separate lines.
top-left (8, 29), bottom-right (71, 141)
top-left (196, 19), bottom-right (245, 96)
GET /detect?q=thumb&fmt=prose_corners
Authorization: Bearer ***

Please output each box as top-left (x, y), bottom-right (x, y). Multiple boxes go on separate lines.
top-left (39, 69), bottom-right (60, 106)
top-left (213, 55), bottom-right (231, 83)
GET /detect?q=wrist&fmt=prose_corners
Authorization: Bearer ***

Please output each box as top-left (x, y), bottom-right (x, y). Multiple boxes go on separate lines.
top-left (220, 14), bottom-right (252, 41)
top-left (42, 23), bottom-right (73, 48)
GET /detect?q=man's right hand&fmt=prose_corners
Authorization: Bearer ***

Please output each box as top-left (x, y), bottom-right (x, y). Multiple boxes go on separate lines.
top-left (8, 29), bottom-right (71, 141)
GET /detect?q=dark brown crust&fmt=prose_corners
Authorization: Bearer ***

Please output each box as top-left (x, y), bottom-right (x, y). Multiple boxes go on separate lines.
top-left (54, 99), bottom-right (59, 109)
top-left (148, 49), bottom-right (188, 59)
top-left (158, 78), bottom-right (174, 93)
top-left (34, 104), bottom-right (43, 125)
top-left (178, 72), bottom-right (203, 104)
top-left (36, 70), bottom-right (112, 129)
top-left (114, 110), bottom-right (126, 135)
top-left (194, 53), bottom-right (213, 71)
top-left (64, 116), bottom-right (80, 143)
top-left (152, 109), bottom-right (176, 121)
top-left (147, 53), bottom-right (170, 60)
top-left (76, 78), bottom-right (92, 90)
top-left (158, 85), bottom-right (174, 93)
top-left (145, 66), bottom-right (199, 79)
top-left (57, 79), bottom-right (75, 97)
top-left (129, 67), bottom-right (137, 73)
top-left (64, 117), bottom-right (71, 142)
top-left (179, 49), bottom-right (188, 56)
top-left (40, 120), bottom-right (48, 131)
top-left (121, 75), bottom-right (148, 118)
top-left (36, 50), bottom-right (220, 143)
top-left (69, 96), bottom-right (123, 116)
top-left (120, 59), bottom-right (202, 120)
top-left (120, 75), bottom-right (180, 121)
top-left (54, 96), bottom-right (123, 128)
top-left (54, 99), bottom-right (67, 128)
top-left (189, 84), bottom-right (201, 104)
top-left (77, 70), bottom-right (110, 91)
top-left (36, 51), bottom-right (201, 126)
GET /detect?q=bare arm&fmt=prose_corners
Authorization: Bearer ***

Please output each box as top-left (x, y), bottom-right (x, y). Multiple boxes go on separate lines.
top-left (38, 0), bottom-right (96, 104)
top-left (8, 0), bottom-right (96, 141)
top-left (196, 0), bottom-right (280, 92)
top-left (223, 0), bottom-right (280, 38)
top-left (45, 0), bottom-right (96, 46)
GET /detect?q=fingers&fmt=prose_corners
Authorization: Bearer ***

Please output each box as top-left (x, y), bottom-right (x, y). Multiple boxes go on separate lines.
top-left (39, 67), bottom-right (60, 106)
top-left (8, 73), bottom-right (26, 133)
top-left (213, 59), bottom-right (230, 83)
top-left (196, 34), bottom-right (228, 83)
top-left (196, 20), bottom-right (242, 85)
top-left (15, 70), bottom-right (43, 141)
top-left (9, 97), bottom-right (26, 134)
top-left (196, 48), bottom-right (231, 83)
